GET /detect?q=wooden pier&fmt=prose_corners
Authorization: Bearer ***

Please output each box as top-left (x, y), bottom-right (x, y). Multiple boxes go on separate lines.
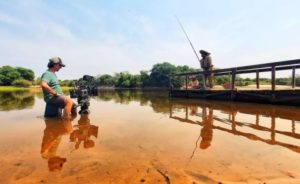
top-left (169, 59), bottom-right (300, 106)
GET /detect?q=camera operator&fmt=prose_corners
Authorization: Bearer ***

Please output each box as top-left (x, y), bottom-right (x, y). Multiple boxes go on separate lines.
top-left (40, 57), bottom-right (74, 119)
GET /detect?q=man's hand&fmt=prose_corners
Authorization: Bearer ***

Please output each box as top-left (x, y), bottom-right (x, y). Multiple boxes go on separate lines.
top-left (40, 80), bottom-right (58, 96)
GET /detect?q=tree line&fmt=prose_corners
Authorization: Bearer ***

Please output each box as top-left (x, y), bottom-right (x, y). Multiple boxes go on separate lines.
top-left (1, 63), bottom-right (300, 88)
top-left (0, 66), bottom-right (35, 87)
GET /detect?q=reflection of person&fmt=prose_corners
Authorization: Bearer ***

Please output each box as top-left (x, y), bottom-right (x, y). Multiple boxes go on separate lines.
top-left (40, 117), bottom-right (73, 172)
top-left (189, 106), bottom-right (198, 116)
top-left (70, 114), bottom-right (98, 149)
top-left (199, 107), bottom-right (213, 149)
top-left (40, 57), bottom-right (74, 119)
top-left (199, 50), bottom-right (213, 88)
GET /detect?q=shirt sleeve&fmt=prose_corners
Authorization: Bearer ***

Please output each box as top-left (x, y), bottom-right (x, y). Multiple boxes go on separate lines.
top-left (41, 72), bottom-right (51, 83)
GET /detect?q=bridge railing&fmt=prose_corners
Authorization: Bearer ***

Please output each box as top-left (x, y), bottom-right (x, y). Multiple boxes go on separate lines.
top-left (169, 59), bottom-right (300, 91)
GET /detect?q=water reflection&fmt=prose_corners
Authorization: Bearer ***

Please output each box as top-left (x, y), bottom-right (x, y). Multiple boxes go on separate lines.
top-left (199, 107), bottom-right (213, 149)
top-left (0, 89), bottom-right (74, 111)
top-left (40, 114), bottom-right (99, 172)
top-left (95, 90), bottom-right (300, 154)
top-left (40, 117), bottom-right (72, 172)
top-left (96, 89), bottom-right (170, 113)
top-left (0, 91), bottom-right (35, 111)
top-left (2, 89), bottom-right (300, 182)
top-left (169, 100), bottom-right (300, 154)
top-left (70, 114), bottom-right (99, 150)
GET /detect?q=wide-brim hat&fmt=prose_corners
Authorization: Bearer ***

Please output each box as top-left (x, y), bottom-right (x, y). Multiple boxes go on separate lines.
top-left (49, 57), bottom-right (65, 67)
top-left (199, 50), bottom-right (210, 55)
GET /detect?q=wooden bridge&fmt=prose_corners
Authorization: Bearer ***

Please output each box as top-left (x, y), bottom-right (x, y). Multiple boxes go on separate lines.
top-left (169, 59), bottom-right (300, 106)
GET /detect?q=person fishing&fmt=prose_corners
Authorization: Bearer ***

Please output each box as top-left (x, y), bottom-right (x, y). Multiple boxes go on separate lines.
top-left (175, 16), bottom-right (211, 89)
top-left (199, 50), bottom-right (213, 89)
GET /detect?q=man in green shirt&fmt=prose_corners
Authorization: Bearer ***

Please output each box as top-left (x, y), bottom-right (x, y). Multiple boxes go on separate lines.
top-left (40, 57), bottom-right (74, 119)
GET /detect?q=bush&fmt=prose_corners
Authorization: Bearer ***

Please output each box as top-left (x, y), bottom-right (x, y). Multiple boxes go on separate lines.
top-left (12, 79), bottom-right (32, 87)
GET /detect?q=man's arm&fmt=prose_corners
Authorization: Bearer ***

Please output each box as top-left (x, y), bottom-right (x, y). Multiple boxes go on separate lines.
top-left (199, 59), bottom-right (204, 68)
top-left (40, 81), bottom-right (58, 96)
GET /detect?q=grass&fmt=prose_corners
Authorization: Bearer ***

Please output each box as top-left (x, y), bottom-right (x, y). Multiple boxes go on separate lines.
top-left (0, 85), bottom-right (73, 92)
top-left (0, 86), bottom-right (29, 92)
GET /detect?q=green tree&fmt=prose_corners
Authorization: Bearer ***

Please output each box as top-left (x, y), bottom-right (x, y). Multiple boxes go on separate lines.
top-left (130, 74), bottom-right (142, 87)
top-left (149, 62), bottom-right (177, 87)
top-left (16, 67), bottom-right (35, 81)
top-left (115, 72), bottom-right (136, 88)
top-left (214, 75), bottom-right (230, 85)
top-left (276, 78), bottom-right (289, 85)
top-left (260, 78), bottom-right (271, 84)
top-left (176, 65), bottom-right (196, 73)
top-left (140, 70), bottom-right (150, 87)
top-left (96, 74), bottom-right (116, 86)
top-left (0, 66), bottom-right (21, 85)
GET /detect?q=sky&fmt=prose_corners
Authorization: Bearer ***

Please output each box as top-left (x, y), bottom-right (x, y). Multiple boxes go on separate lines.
top-left (0, 0), bottom-right (300, 79)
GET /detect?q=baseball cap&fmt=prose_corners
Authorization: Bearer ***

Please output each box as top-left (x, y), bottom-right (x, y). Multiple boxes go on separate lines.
top-left (49, 57), bottom-right (65, 67)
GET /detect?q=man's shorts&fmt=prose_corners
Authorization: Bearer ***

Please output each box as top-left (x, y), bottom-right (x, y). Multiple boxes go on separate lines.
top-left (47, 95), bottom-right (66, 108)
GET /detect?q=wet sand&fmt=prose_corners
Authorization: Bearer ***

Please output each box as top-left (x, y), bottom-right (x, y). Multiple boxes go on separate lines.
top-left (0, 91), bottom-right (300, 183)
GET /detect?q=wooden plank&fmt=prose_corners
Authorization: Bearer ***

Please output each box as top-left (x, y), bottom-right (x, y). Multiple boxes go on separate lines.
top-left (185, 75), bottom-right (188, 90)
top-left (215, 59), bottom-right (300, 73)
top-left (231, 69), bottom-right (236, 90)
top-left (292, 66), bottom-right (296, 88)
top-left (256, 70), bottom-right (259, 89)
top-left (271, 65), bottom-right (276, 91)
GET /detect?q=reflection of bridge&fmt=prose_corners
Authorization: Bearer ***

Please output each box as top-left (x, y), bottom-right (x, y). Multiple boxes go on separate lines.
top-left (169, 100), bottom-right (300, 153)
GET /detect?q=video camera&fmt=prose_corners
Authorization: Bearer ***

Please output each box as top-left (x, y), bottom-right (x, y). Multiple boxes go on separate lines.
top-left (69, 75), bottom-right (98, 114)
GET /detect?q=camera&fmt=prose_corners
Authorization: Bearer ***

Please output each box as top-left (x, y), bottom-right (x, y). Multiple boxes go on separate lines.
top-left (69, 75), bottom-right (98, 114)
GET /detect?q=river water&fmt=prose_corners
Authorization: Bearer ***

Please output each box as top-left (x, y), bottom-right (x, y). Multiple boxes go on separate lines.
top-left (0, 90), bottom-right (300, 184)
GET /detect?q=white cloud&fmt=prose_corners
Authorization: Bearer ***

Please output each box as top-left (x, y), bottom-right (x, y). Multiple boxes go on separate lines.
top-left (0, 13), bottom-right (25, 27)
top-left (37, 22), bottom-right (75, 40)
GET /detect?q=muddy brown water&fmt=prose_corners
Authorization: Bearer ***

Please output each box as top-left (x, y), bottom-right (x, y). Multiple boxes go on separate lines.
top-left (0, 90), bottom-right (300, 184)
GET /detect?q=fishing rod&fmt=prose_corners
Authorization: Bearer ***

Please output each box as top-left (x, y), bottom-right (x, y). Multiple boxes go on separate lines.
top-left (175, 15), bottom-right (206, 87)
top-left (175, 15), bottom-right (201, 62)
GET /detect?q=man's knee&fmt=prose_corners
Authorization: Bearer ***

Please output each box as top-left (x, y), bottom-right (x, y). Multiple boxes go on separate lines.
top-left (64, 96), bottom-right (73, 105)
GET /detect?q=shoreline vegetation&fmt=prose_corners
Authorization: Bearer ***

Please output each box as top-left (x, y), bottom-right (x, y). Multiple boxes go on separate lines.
top-left (0, 85), bottom-right (169, 92)
top-left (1, 63), bottom-right (300, 91)
top-left (0, 85), bottom-right (298, 92)
top-left (0, 86), bottom-right (169, 92)
top-left (0, 86), bottom-right (73, 92)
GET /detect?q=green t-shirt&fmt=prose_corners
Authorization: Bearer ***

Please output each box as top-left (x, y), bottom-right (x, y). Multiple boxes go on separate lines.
top-left (41, 71), bottom-right (63, 102)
